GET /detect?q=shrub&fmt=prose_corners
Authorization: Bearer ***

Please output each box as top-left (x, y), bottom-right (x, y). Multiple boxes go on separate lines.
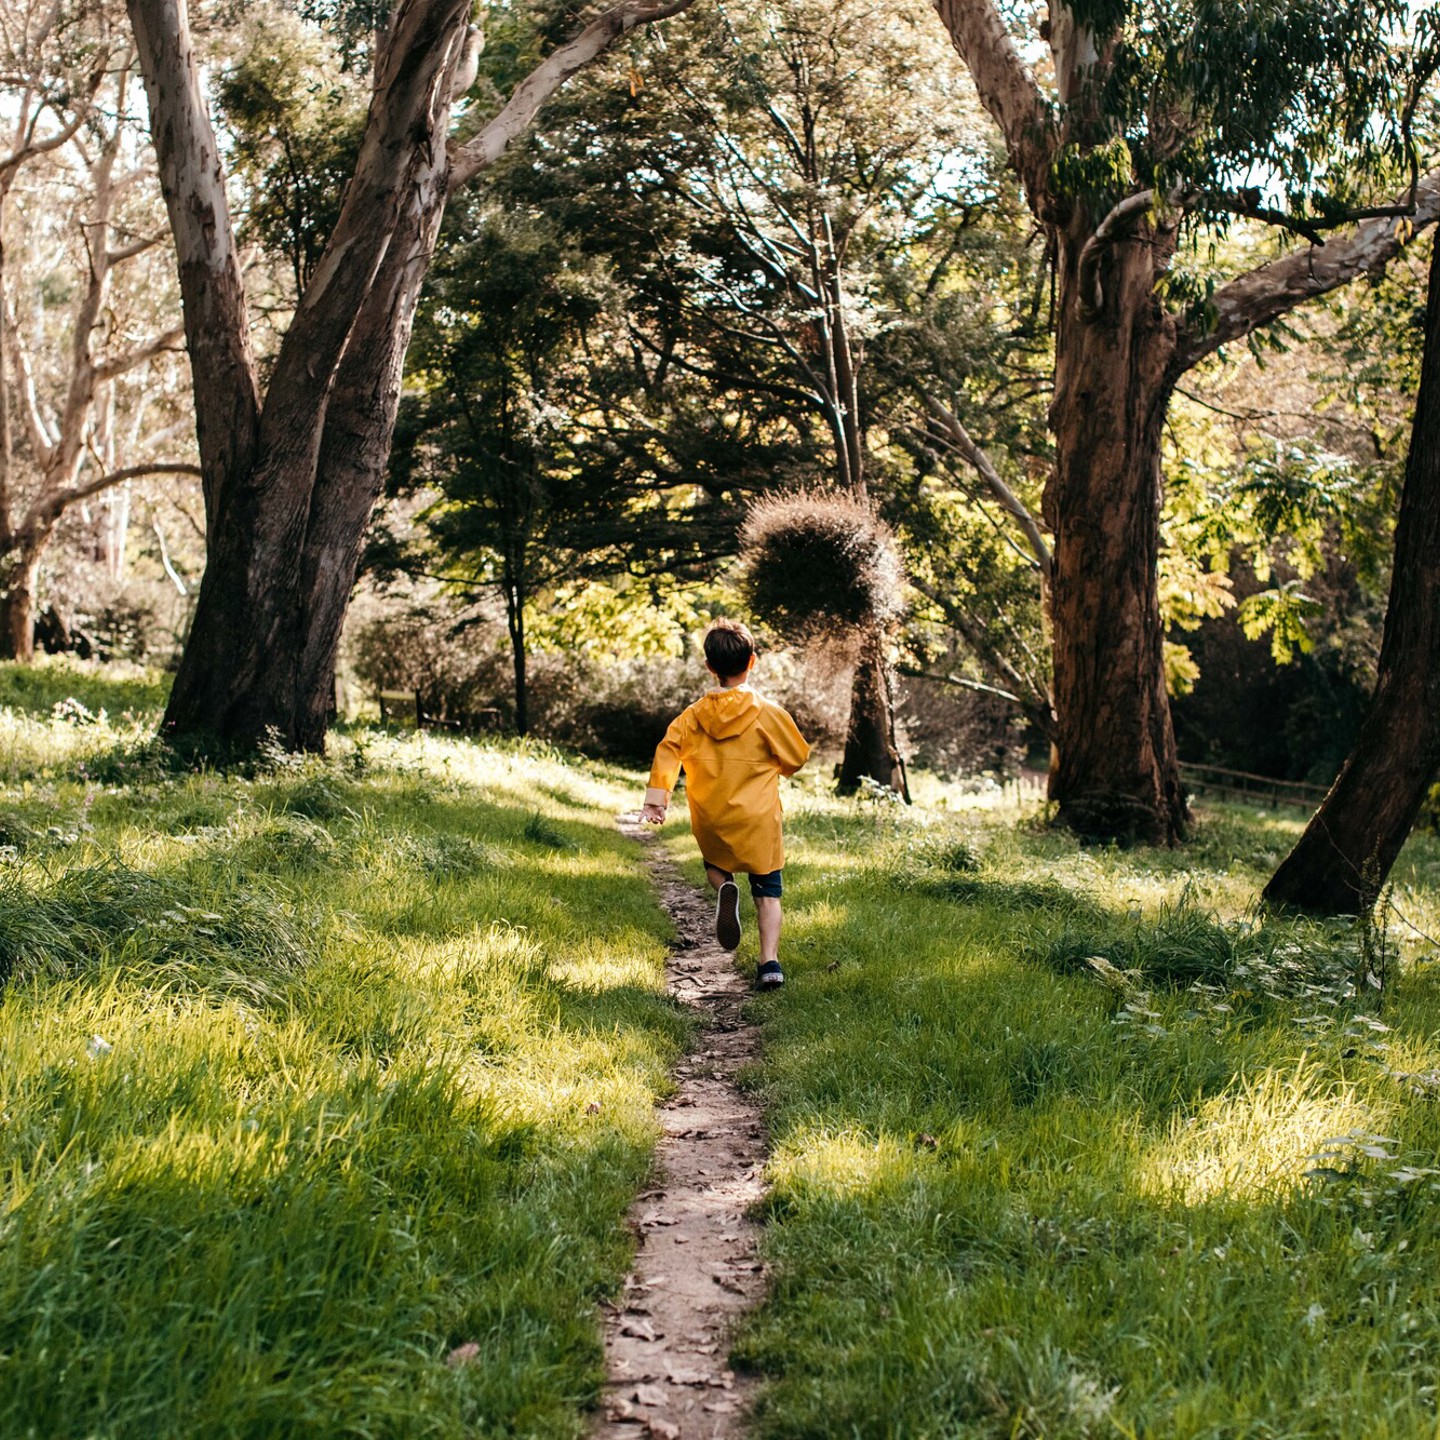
top-left (740, 491), bottom-right (904, 637)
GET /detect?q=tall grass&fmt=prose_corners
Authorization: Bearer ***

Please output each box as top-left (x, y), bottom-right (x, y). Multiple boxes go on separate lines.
top-left (702, 781), bottom-right (1440, 1439)
top-left (0, 699), bottom-right (685, 1439)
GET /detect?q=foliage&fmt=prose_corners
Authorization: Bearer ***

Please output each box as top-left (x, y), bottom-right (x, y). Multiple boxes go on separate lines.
top-left (214, 12), bottom-right (367, 294)
top-left (1046, 0), bottom-right (1420, 224)
top-left (740, 492), bottom-right (905, 637)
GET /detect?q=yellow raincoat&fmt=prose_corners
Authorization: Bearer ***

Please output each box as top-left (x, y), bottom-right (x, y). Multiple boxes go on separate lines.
top-left (645, 687), bottom-right (810, 874)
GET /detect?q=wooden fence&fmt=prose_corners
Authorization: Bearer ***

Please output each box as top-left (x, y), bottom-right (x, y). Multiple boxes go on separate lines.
top-left (1179, 761), bottom-right (1330, 809)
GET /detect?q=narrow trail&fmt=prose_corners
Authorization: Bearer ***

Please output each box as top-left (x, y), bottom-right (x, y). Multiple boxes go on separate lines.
top-left (594, 824), bottom-right (770, 1440)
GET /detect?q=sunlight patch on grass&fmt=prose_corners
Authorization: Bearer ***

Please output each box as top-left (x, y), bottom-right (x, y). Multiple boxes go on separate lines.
top-left (769, 1127), bottom-right (941, 1200)
top-left (1138, 1062), bottom-right (1383, 1204)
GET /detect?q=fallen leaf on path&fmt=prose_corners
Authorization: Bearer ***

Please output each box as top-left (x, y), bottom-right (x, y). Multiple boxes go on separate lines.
top-left (703, 1400), bottom-right (740, 1414)
top-left (647, 1420), bottom-right (680, 1440)
top-left (633, 1383), bottom-right (668, 1407)
top-left (621, 1318), bottom-right (659, 1341)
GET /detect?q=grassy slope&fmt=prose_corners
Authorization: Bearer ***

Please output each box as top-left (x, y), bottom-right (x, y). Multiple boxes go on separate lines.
top-left (0, 664), bottom-right (686, 1439)
top-left (661, 776), bottom-right (1440, 1440)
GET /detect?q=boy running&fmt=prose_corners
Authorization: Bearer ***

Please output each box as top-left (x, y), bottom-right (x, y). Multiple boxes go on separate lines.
top-left (640, 620), bottom-right (809, 989)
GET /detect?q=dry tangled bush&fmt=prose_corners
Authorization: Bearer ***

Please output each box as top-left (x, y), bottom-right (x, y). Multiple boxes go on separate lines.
top-left (739, 492), bottom-right (904, 637)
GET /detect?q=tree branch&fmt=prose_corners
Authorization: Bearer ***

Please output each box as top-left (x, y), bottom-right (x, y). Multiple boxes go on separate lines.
top-left (922, 394), bottom-right (1052, 582)
top-left (127, 0), bottom-right (261, 518)
top-left (6, 303), bottom-right (55, 465)
top-left (95, 325), bottom-right (185, 382)
top-left (41, 460), bottom-right (201, 518)
top-left (930, 0), bottom-right (1052, 210)
top-left (1176, 169), bottom-right (1440, 373)
top-left (448, 0), bottom-right (699, 192)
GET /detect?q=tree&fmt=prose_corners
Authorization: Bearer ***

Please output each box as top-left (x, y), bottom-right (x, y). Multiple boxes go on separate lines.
top-left (931, 0), bottom-right (1440, 841)
top-left (391, 206), bottom-right (625, 735)
top-left (1260, 230), bottom-right (1440, 913)
top-left (493, 0), bottom-right (999, 791)
top-left (0, 2), bottom-right (195, 659)
top-left (126, 0), bottom-right (694, 754)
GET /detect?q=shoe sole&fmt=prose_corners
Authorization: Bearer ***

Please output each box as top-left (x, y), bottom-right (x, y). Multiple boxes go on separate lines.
top-left (757, 973), bottom-right (784, 989)
top-left (716, 881), bottom-right (741, 951)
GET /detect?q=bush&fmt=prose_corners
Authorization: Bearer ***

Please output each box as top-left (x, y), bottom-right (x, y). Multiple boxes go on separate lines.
top-left (740, 491), bottom-right (904, 636)
top-left (348, 603), bottom-right (510, 728)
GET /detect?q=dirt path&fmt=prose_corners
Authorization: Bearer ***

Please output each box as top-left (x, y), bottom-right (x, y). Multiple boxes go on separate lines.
top-left (594, 824), bottom-right (770, 1440)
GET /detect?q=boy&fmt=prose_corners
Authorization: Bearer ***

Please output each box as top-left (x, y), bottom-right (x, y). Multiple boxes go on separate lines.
top-left (640, 619), bottom-right (809, 989)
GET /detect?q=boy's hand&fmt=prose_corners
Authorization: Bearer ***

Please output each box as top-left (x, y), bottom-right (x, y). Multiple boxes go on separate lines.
top-left (639, 802), bottom-right (667, 825)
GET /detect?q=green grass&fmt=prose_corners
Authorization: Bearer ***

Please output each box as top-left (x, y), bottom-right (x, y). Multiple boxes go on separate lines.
top-left (11, 664), bottom-right (1440, 1438)
top-left (664, 774), bottom-right (1440, 1439)
top-left (0, 703), bottom-right (686, 1438)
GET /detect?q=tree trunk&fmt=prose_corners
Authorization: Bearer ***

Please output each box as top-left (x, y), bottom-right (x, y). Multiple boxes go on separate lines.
top-left (820, 226), bottom-right (908, 798)
top-left (507, 580), bottom-right (528, 737)
top-left (0, 542), bottom-right (42, 663)
top-left (1262, 240), bottom-right (1440, 915)
top-left (147, 0), bottom-right (471, 753)
top-left (290, 180), bottom-right (447, 750)
top-left (1044, 226), bottom-right (1187, 845)
top-left (837, 626), bottom-right (905, 795)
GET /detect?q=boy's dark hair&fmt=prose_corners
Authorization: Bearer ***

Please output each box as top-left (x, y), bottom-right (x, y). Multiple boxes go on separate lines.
top-left (704, 619), bottom-right (756, 680)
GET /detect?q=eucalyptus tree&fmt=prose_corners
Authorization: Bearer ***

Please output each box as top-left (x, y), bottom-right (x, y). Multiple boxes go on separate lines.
top-left (125, 0), bottom-right (694, 754)
top-left (931, 0), bottom-right (1439, 842)
top-left (0, 1), bottom-right (195, 658)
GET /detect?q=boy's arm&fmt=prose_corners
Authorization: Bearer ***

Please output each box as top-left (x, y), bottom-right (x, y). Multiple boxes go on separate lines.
top-left (764, 705), bottom-right (811, 776)
top-left (641, 711), bottom-right (690, 823)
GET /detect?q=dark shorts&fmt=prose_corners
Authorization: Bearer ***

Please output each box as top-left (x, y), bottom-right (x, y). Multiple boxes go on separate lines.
top-left (705, 863), bottom-right (783, 899)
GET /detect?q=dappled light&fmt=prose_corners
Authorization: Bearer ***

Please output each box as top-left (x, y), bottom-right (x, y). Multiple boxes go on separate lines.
top-left (1136, 1065), bottom-right (1383, 1205)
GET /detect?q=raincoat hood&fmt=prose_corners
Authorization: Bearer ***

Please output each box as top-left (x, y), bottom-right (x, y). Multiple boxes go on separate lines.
top-left (694, 686), bottom-right (762, 739)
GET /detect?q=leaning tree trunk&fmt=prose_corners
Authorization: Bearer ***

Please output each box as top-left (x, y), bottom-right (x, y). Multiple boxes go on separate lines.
top-left (1263, 241), bottom-right (1440, 914)
top-left (1045, 226), bottom-right (1187, 845)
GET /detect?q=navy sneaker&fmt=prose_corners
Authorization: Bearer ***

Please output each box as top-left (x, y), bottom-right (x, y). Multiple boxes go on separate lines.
top-left (756, 959), bottom-right (784, 989)
top-left (715, 881), bottom-right (741, 951)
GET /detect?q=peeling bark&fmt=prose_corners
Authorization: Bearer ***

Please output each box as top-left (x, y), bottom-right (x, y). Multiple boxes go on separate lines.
top-left (1047, 226), bottom-right (1186, 842)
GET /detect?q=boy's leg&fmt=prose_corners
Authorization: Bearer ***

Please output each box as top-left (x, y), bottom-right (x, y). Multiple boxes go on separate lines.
top-left (750, 870), bottom-right (785, 988)
top-left (706, 862), bottom-right (742, 951)
top-left (755, 897), bottom-right (781, 964)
